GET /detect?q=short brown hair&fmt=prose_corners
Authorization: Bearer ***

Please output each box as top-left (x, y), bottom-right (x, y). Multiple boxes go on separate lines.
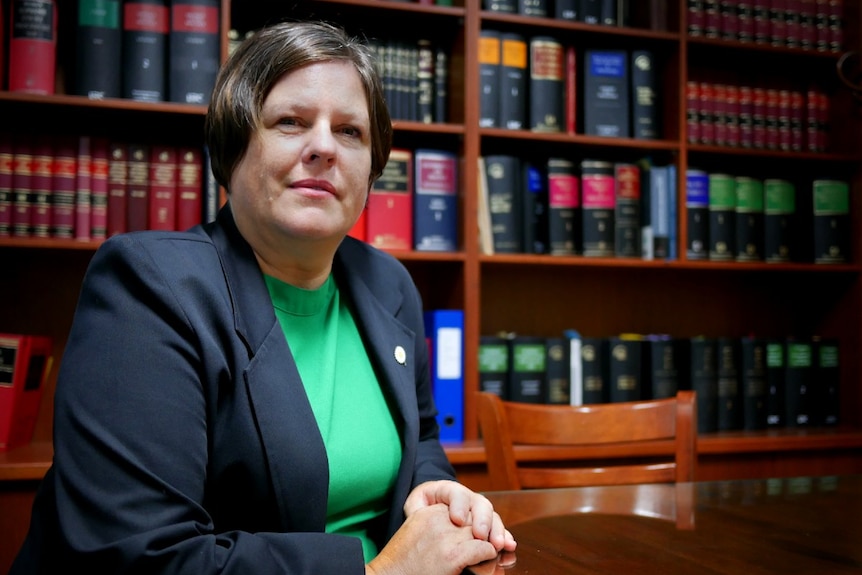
top-left (204, 21), bottom-right (393, 191)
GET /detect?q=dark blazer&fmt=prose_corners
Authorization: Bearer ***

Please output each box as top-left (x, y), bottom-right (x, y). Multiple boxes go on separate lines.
top-left (11, 204), bottom-right (455, 575)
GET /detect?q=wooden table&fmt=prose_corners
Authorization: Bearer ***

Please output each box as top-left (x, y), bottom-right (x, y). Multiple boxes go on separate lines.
top-left (474, 475), bottom-right (862, 574)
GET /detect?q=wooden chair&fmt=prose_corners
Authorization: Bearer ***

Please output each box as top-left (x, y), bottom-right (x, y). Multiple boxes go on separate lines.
top-left (476, 390), bottom-right (697, 491)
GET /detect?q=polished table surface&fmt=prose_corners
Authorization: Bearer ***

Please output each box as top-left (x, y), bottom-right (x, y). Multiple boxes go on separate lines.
top-left (475, 475), bottom-right (862, 574)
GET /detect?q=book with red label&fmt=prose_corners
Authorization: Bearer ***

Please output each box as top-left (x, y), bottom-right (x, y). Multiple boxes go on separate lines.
top-left (413, 148), bottom-right (458, 252)
top-left (126, 143), bottom-right (150, 231)
top-left (367, 148), bottom-right (413, 251)
top-left (51, 137), bottom-right (77, 239)
top-left (580, 159), bottom-right (615, 257)
top-left (11, 134), bottom-right (33, 237)
top-left (122, 0), bottom-right (169, 102)
top-left (8, 0), bottom-right (58, 95)
top-left (168, 0), bottom-right (220, 105)
top-left (0, 133), bottom-right (13, 236)
top-left (613, 162), bottom-right (641, 258)
top-left (90, 137), bottom-right (110, 240)
top-left (0, 333), bottom-right (54, 451)
top-left (75, 0), bottom-right (122, 99)
top-left (30, 135), bottom-right (53, 238)
top-left (107, 141), bottom-right (129, 236)
top-left (148, 145), bottom-right (178, 230)
top-left (529, 35), bottom-right (565, 133)
top-left (547, 157), bottom-right (580, 255)
top-left (75, 136), bottom-right (94, 241)
top-left (176, 146), bottom-right (203, 230)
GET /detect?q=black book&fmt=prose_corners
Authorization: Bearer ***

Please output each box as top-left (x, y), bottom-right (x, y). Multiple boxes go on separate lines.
top-left (644, 335), bottom-right (683, 400)
top-left (75, 0), bottom-right (122, 99)
top-left (764, 178), bottom-right (795, 263)
top-left (717, 337), bottom-right (743, 431)
top-left (122, 0), bottom-right (168, 102)
top-left (416, 39), bottom-right (434, 124)
top-left (812, 179), bottom-right (850, 264)
top-left (484, 155), bottom-right (523, 253)
top-left (478, 335), bottom-right (511, 399)
top-left (582, 49), bottom-right (630, 138)
top-left (608, 335), bottom-right (642, 403)
top-left (785, 338), bottom-right (814, 427)
top-left (741, 336), bottom-right (768, 430)
top-left (434, 45), bottom-right (448, 123)
top-left (168, 0), bottom-right (220, 105)
top-left (582, 336), bottom-right (609, 404)
top-left (507, 335), bottom-right (547, 403)
top-left (479, 29), bottom-right (501, 128)
top-left (581, 159), bottom-right (615, 257)
top-left (522, 161), bottom-right (549, 254)
top-left (484, 0), bottom-right (517, 12)
top-left (686, 168), bottom-right (709, 260)
top-left (499, 32), bottom-right (528, 130)
top-left (814, 337), bottom-right (840, 426)
top-left (518, 0), bottom-right (549, 17)
top-left (708, 172), bottom-right (736, 261)
top-left (734, 176), bottom-right (764, 262)
top-left (630, 49), bottom-right (659, 139)
top-left (581, 0), bottom-right (601, 23)
top-left (690, 337), bottom-right (718, 433)
top-left (528, 36), bottom-right (565, 133)
top-left (600, 0), bottom-right (617, 24)
top-left (614, 162), bottom-right (641, 257)
top-left (555, 0), bottom-right (577, 19)
top-left (545, 337), bottom-right (570, 404)
top-left (765, 338), bottom-right (786, 427)
top-left (547, 158), bottom-right (581, 255)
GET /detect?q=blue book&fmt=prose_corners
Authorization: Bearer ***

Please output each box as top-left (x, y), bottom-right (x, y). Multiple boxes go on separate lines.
top-left (583, 49), bottom-right (630, 138)
top-left (667, 164), bottom-right (677, 260)
top-left (413, 149), bottom-right (458, 252)
top-left (649, 164), bottom-right (670, 259)
top-left (424, 309), bottom-right (465, 442)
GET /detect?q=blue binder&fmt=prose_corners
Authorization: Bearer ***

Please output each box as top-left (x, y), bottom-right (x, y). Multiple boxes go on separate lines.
top-left (424, 309), bottom-right (464, 442)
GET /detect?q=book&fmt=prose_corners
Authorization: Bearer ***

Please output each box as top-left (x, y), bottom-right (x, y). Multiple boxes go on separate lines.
top-left (708, 172), bottom-right (736, 261)
top-left (8, 0), bottom-right (58, 95)
top-left (764, 179), bottom-right (795, 263)
top-left (176, 146), bottom-right (203, 230)
top-left (812, 179), bottom-right (849, 264)
top-left (563, 329), bottom-right (583, 405)
top-left (690, 336), bottom-right (718, 433)
top-left (556, 0), bottom-right (578, 19)
top-left (785, 338), bottom-right (814, 427)
top-left (608, 334), bottom-right (642, 403)
top-left (168, 0), bottom-right (220, 104)
top-left (667, 164), bottom-right (677, 260)
top-left (424, 309), bottom-right (464, 442)
top-left (565, 44), bottom-right (578, 134)
top-left (600, 0), bottom-right (618, 24)
top-left (90, 137), bottom-right (110, 240)
top-left (583, 49), bottom-right (630, 138)
top-left (10, 135), bottom-right (33, 237)
top-left (75, 135), bottom-right (94, 241)
top-left (581, 0), bottom-right (601, 23)
top-left (529, 36), bottom-right (565, 133)
top-left (75, 0), bottom-right (122, 99)
top-left (734, 176), bottom-right (764, 262)
top-left (644, 335), bottom-right (683, 400)
top-left (107, 141), bottom-right (129, 236)
top-left (649, 164), bottom-right (671, 260)
top-left (478, 29), bottom-right (501, 128)
top-left (476, 157), bottom-right (494, 255)
top-left (483, 0), bottom-right (517, 12)
top-left (507, 335), bottom-right (546, 403)
top-left (51, 137), bottom-right (77, 239)
top-left (122, 0), bottom-right (169, 102)
top-left (581, 159), bottom-right (615, 257)
top-left (478, 335), bottom-right (510, 399)
top-left (716, 337), bottom-right (743, 431)
top-left (413, 148), bottom-right (458, 252)
top-left (613, 161), bottom-right (640, 257)
top-left (547, 157), bottom-right (580, 255)
top-left (814, 336), bottom-right (839, 426)
top-left (630, 49), bottom-right (659, 139)
top-left (148, 145), bottom-right (178, 230)
top-left (127, 143), bottom-right (150, 231)
top-left (367, 148), bottom-right (412, 251)
top-left (433, 44), bottom-right (448, 123)
top-left (29, 135), bottom-right (53, 239)
top-left (0, 133), bottom-right (12, 236)
top-left (0, 333), bottom-right (53, 451)
top-left (417, 39), bottom-right (434, 124)
top-left (741, 336), bottom-right (768, 430)
top-left (522, 161), bottom-right (549, 254)
top-left (499, 32), bottom-right (527, 130)
top-left (765, 338), bottom-right (786, 427)
top-left (519, 0), bottom-right (548, 16)
top-left (545, 337), bottom-right (570, 404)
top-left (686, 168), bottom-right (710, 260)
top-left (484, 155), bottom-right (523, 253)
top-left (581, 336), bottom-right (608, 404)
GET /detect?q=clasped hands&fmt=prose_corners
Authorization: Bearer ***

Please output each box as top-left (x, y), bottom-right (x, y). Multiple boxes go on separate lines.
top-left (367, 480), bottom-right (517, 575)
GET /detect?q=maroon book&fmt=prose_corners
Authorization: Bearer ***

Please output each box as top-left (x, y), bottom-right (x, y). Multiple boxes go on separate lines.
top-left (51, 137), bottom-right (77, 239)
top-left (148, 145), bottom-right (177, 231)
top-left (107, 142), bottom-right (129, 236)
top-left (8, 0), bottom-right (57, 95)
top-left (0, 133), bottom-right (13, 236)
top-left (126, 143), bottom-right (149, 232)
top-left (11, 134), bottom-right (33, 237)
top-left (175, 146), bottom-right (202, 231)
top-left (90, 137), bottom-right (110, 240)
top-left (30, 135), bottom-right (53, 238)
top-left (75, 136), bottom-right (93, 241)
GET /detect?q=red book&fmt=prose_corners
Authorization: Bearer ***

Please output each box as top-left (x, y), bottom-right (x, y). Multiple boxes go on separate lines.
top-left (0, 133), bottom-right (14, 236)
top-left (75, 136), bottom-right (93, 241)
top-left (148, 145), bottom-right (177, 230)
top-left (348, 208), bottom-right (367, 242)
top-left (0, 333), bottom-right (54, 451)
top-left (366, 148), bottom-right (413, 251)
top-left (176, 146), bottom-right (202, 231)
top-left (30, 135), bottom-right (53, 238)
top-left (713, 83), bottom-right (728, 146)
top-left (90, 137), bottom-right (110, 240)
top-left (565, 44), bottom-right (577, 135)
top-left (127, 143), bottom-right (149, 231)
top-left (724, 84), bottom-right (740, 147)
top-left (698, 82), bottom-right (715, 145)
top-left (8, 0), bottom-right (58, 95)
top-left (0, 0), bottom-right (5, 90)
top-left (11, 134), bottom-right (33, 237)
top-left (752, 87), bottom-right (768, 148)
top-left (51, 137), bottom-right (77, 239)
top-left (686, 81), bottom-right (700, 144)
top-left (107, 142), bottom-right (129, 236)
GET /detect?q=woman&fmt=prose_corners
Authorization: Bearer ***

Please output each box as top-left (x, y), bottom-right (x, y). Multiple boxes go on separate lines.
top-left (11, 21), bottom-right (515, 575)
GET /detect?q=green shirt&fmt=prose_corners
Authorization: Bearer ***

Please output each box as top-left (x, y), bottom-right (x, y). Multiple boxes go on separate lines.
top-left (264, 274), bottom-right (402, 561)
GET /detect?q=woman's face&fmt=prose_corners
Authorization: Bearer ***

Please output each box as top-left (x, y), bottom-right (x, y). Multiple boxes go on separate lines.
top-left (228, 60), bottom-right (372, 252)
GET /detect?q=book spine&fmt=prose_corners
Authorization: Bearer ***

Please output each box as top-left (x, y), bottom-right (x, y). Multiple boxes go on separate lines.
top-left (581, 159), bottom-right (615, 257)
top-left (564, 329), bottom-right (583, 405)
top-left (630, 49), bottom-right (659, 139)
top-left (547, 157), bottom-right (580, 255)
top-left (690, 336), bottom-right (718, 433)
top-left (90, 137), bottom-right (110, 240)
top-left (413, 150), bottom-right (458, 252)
top-left (555, 0), bottom-right (578, 19)
top-left (581, 0), bottom-right (601, 23)
top-left (613, 162), bottom-right (641, 257)
top-left (600, 0), bottom-right (617, 24)
top-left (148, 145), bottom-right (178, 230)
top-left (30, 136), bottom-right (53, 239)
top-left (565, 44), bottom-right (577, 134)
top-left (725, 85), bottom-right (740, 147)
top-left (176, 147), bottom-right (203, 231)
top-left (649, 164), bottom-right (670, 259)
top-left (686, 168), bottom-right (710, 260)
top-left (107, 142), bottom-right (129, 236)
top-left (812, 179), bottom-right (849, 263)
top-left (478, 29), bottom-right (501, 128)
top-left (478, 335), bottom-right (510, 399)
top-left (75, 0), bottom-right (122, 99)
top-left (766, 339), bottom-right (786, 427)
top-left (763, 178), bottom-right (795, 262)
top-left (499, 33), bottom-right (528, 130)
top-left (522, 161), bottom-right (549, 254)
top-left (0, 134), bottom-right (12, 237)
top-left (688, 0), bottom-right (706, 36)
top-left (507, 335), bottom-right (546, 403)
top-left (122, 0), bottom-right (169, 102)
top-left (433, 45), bottom-right (448, 123)
top-left (581, 337), bottom-right (608, 404)
top-left (51, 138), bottom-right (77, 239)
top-left (484, 155), bottom-right (523, 253)
top-left (734, 176), bottom-right (764, 262)
top-left (717, 337), bottom-right (743, 431)
top-left (608, 335), bottom-right (642, 402)
top-left (367, 148), bottom-right (413, 250)
top-left (484, 0), bottom-right (518, 12)
top-left (519, 0), bottom-right (549, 16)
top-left (645, 336), bottom-right (682, 400)
top-left (417, 39), bottom-right (434, 124)
top-left (529, 36), bottom-right (565, 133)
top-left (583, 50), bottom-right (630, 138)
top-left (708, 172), bottom-right (736, 261)
top-left (11, 136), bottom-right (33, 237)
top-left (754, 0), bottom-right (771, 42)
top-left (814, 336), bottom-right (839, 425)
top-left (741, 337), bottom-right (768, 430)
top-left (126, 144), bottom-right (150, 231)
top-left (75, 136), bottom-right (93, 241)
top-left (544, 337), bottom-right (571, 404)
top-left (686, 81), bottom-right (700, 143)
top-left (168, 0), bottom-right (220, 104)
top-left (8, 0), bottom-right (57, 95)
top-left (738, 85), bottom-right (754, 148)
top-left (424, 310), bottom-right (465, 442)
top-left (785, 339), bottom-right (814, 426)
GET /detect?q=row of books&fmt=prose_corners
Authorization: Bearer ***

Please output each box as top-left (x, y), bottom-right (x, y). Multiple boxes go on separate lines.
top-left (483, 0), bottom-right (648, 29)
top-left (479, 332), bottom-right (841, 433)
top-left (3, 0), bottom-right (219, 105)
top-left (687, 0), bottom-right (845, 52)
top-left (349, 147), bottom-right (459, 253)
top-left (686, 82), bottom-right (830, 153)
top-left (0, 132), bottom-right (211, 240)
top-left (686, 170), bottom-right (850, 264)
top-left (0, 332), bottom-right (53, 451)
top-left (479, 33), bottom-right (660, 140)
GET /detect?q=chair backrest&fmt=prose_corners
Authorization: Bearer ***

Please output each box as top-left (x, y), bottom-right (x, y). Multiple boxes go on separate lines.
top-left (476, 390), bottom-right (697, 491)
